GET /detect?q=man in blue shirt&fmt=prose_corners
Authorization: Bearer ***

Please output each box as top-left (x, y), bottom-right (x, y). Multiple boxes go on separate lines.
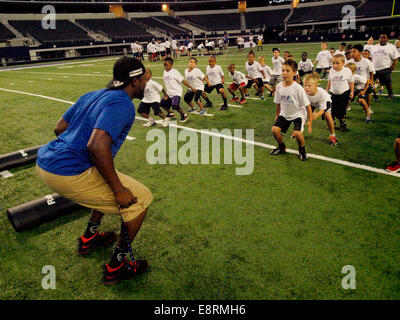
top-left (36, 57), bottom-right (153, 286)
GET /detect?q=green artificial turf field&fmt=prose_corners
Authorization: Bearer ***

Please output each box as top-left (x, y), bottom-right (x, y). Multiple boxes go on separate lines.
top-left (0, 42), bottom-right (399, 299)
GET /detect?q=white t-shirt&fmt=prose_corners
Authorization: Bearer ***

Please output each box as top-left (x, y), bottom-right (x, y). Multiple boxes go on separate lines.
top-left (348, 57), bottom-right (375, 79)
top-left (353, 74), bottom-right (368, 91)
top-left (260, 65), bottom-right (272, 82)
top-left (164, 41), bottom-right (171, 49)
top-left (131, 43), bottom-right (138, 53)
top-left (171, 40), bottom-right (177, 49)
top-left (218, 39), bottom-right (224, 47)
top-left (328, 67), bottom-right (354, 95)
top-left (230, 70), bottom-right (248, 86)
top-left (371, 43), bottom-right (400, 71)
top-left (238, 37), bottom-right (245, 45)
top-left (185, 67), bottom-right (205, 91)
top-left (298, 59), bottom-right (314, 73)
top-left (363, 44), bottom-right (374, 55)
top-left (274, 82), bottom-right (310, 121)
top-left (197, 43), bottom-right (205, 50)
top-left (142, 79), bottom-right (163, 103)
top-left (188, 42), bottom-right (193, 49)
top-left (206, 65), bottom-right (224, 86)
top-left (147, 43), bottom-right (155, 53)
top-left (163, 68), bottom-right (185, 97)
top-left (307, 87), bottom-right (332, 112)
top-left (160, 42), bottom-right (167, 51)
top-left (246, 61), bottom-right (264, 79)
top-left (209, 41), bottom-right (215, 48)
top-left (272, 56), bottom-right (285, 75)
top-left (316, 50), bottom-right (332, 69)
top-left (334, 50), bottom-right (346, 56)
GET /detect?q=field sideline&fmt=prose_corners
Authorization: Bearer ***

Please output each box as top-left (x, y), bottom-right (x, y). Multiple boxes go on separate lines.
top-left (0, 42), bottom-right (399, 299)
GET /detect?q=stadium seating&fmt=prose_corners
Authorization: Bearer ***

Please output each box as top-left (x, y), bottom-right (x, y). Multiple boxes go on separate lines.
top-left (182, 13), bottom-right (241, 31)
top-left (134, 17), bottom-right (190, 37)
top-left (289, 1), bottom-right (360, 24)
top-left (8, 20), bottom-right (91, 44)
top-left (245, 10), bottom-right (290, 29)
top-left (0, 22), bottom-right (15, 42)
top-left (356, 0), bottom-right (394, 18)
top-left (76, 18), bottom-right (153, 42)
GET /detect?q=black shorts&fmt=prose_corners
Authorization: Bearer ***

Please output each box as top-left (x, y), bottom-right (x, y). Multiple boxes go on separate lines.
top-left (160, 96), bottom-right (181, 111)
top-left (273, 116), bottom-right (305, 133)
top-left (331, 90), bottom-right (350, 120)
top-left (161, 51), bottom-right (166, 57)
top-left (375, 68), bottom-right (392, 87)
top-left (246, 78), bottom-right (263, 89)
top-left (311, 101), bottom-right (331, 114)
top-left (299, 70), bottom-right (312, 77)
top-left (206, 46), bottom-right (213, 51)
top-left (166, 48), bottom-right (171, 55)
top-left (184, 89), bottom-right (203, 103)
top-left (204, 83), bottom-right (224, 94)
top-left (138, 102), bottom-right (162, 115)
top-left (352, 90), bottom-right (367, 102)
top-left (316, 68), bottom-right (329, 74)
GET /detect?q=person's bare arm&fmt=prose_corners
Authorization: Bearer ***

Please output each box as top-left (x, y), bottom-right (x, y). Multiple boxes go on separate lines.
top-left (306, 104), bottom-right (313, 134)
top-left (391, 58), bottom-right (398, 71)
top-left (87, 129), bottom-right (137, 208)
top-left (326, 80), bottom-right (331, 92)
top-left (349, 82), bottom-right (354, 99)
top-left (275, 103), bottom-right (280, 120)
top-left (203, 76), bottom-right (211, 87)
top-left (54, 118), bottom-right (69, 137)
top-left (182, 79), bottom-right (196, 92)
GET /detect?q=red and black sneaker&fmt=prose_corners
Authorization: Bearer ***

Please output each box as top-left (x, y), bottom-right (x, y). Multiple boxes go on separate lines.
top-left (103, 259), bottom-right (149, 286)
top-left (230, 96), bottom-right (239, 102)
top-left (77, 231), bottom-right (116, 256)
top-left (386, 161), bottom-right (400, 173)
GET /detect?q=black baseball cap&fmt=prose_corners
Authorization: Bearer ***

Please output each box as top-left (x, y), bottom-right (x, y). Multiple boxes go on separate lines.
top-left (106, 56), bottom-right (146, 90)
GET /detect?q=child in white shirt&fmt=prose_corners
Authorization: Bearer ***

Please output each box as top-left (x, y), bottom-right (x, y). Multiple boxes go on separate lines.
top-left (202, 55), bottom-right (228, 110)
top-left (315, 42), bottom-right (332, 79)
top-left (227, 63), bottom-right (248, 104)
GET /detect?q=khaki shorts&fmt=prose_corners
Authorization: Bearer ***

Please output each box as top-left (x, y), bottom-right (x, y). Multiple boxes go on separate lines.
top-left (36, 165), bottom-right (153, 222)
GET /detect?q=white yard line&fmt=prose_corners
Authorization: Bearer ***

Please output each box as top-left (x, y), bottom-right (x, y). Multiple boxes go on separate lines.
top-left (0, 87), bottom-right (399, 179)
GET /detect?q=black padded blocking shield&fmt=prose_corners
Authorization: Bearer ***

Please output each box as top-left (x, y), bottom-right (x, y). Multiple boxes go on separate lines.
top-left (7, 193), bottom-right (83, 232)
top-left (0, 145), bottom-right (44, 172)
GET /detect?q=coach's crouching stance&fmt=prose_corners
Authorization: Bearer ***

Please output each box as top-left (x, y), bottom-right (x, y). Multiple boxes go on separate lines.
top-left (36, 57), bottom-right (153, 285)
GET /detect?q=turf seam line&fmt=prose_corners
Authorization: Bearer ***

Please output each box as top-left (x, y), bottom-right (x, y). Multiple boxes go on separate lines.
top-left (1, 87), bottom-right (399, 179)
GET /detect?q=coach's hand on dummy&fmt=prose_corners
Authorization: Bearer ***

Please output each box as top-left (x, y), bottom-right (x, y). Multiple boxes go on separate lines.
top-left (115, 186), bottom-right (137, 208)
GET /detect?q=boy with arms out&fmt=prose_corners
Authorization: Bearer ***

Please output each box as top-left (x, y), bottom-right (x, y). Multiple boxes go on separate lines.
top-left (138, 69), bottom-right (169, 127)
top-left (326, 54), bottom-right (354, 132)
top-left (161, 57), bottom-right (196, 123)
top-left (270, 60), bottom-right (313, 161)
top-left (184, 57), bottom-right (210, 115)
top-left (303, 73), bottom-right (338, 146)
top-left (227, 63), bottom-right (248, 104)
top-left (245, 51), bottom-right (266, 100)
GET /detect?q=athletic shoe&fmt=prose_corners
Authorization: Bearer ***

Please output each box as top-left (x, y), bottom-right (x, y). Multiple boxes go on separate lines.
top-left (180, 113), bottom-right (188, 123)
top-left (103, 258), bottom-right (149, 286)
top-left (365, 116), bottom-right (373, 124)
top-left (220, 105), bottom-right (228, 111)
top-left (142, 120), bottom-right (156, 127)
top-left (187, 107), bottom-right (197, 113)
top-left (329, 136), bottom-right (339, 147)
top-left (386, 161), bottom-right (400, 173)
top-left (205, 101), bottom-right (213, 108)
top-left (260, 96), bottom-right (265, 101)
top-left (340, 122), bottom-right (348, 132)
top-left (347, 105), bottom-right (351, 111)
top-left (299, 152), bottom-right (308, 161)
top-left (255, 91), bottom-right (261, 97)
top-left (230, 97), bottom-right (239, 102)
top-left (270, 147), bottom-right (286, 155)
top-left (239, 97), bottom-right (246, 104)
top-left (77, 231), bottom-right (116, 256)
top-left (245, 94), bottom-right (250, 98)
top-left (199, 109), bottom-right (207, 115)
top-left (161, 120), bottom-right (169, 127)
top-left (166, 112), bottom-right (176, 119)
top-left (379, 89), bottom-right (383, 95)
top-left (388, 94), bottom-right (394, 100)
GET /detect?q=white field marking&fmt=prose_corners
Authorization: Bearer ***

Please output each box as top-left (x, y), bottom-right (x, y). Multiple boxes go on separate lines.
top-left (126, 136), bottom-right (136, 141)
top-left (58, 66), bottom-right (74, 69)
top-left (0, 170), bottom-right (14, 178)
top-left (0, 57), bottom-right (119, 72)
top-left (47, 78), bottom-right (52, 81)
top-left (28, 81), bottom-right (34, 83)
top-left (1, 87), bottom-right (399, 179)
top-left (10, 71), bottom-right (110, 77)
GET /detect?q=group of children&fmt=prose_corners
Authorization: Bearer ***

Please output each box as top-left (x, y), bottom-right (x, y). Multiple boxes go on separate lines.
top-left (136, 38), bottom-right (399, 169)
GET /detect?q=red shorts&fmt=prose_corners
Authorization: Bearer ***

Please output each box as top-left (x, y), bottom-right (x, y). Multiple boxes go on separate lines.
top-left (152, 52), bottom-right (156, 59)
top-left (229, 82), bottom-right (246, 91)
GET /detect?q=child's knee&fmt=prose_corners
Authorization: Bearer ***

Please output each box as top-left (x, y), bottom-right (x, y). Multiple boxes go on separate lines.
top-left (395, 138), bottom-right (400, 145)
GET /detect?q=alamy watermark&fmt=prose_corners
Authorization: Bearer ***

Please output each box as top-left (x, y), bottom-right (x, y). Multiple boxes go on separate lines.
top-left (146, 122), bottom-right (254, 176)
top-left (341, 265), bottom-right (356, 290)
top-left (41, 265), bottom-right (56, 289)
top-left (342, 5), bottom-right (356, 30)
top-left (42, 5), bottom-right (56, 30)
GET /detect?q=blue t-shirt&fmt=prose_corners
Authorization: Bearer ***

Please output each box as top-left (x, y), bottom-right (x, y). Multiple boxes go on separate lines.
top-left (37, 89), bottom-right (135, 176)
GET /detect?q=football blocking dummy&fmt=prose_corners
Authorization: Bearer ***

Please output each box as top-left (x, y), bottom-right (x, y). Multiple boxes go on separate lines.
top-left (7, 193), bottom-right (82, 232)
top-left (0, 145), bottom-right (44, 171)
